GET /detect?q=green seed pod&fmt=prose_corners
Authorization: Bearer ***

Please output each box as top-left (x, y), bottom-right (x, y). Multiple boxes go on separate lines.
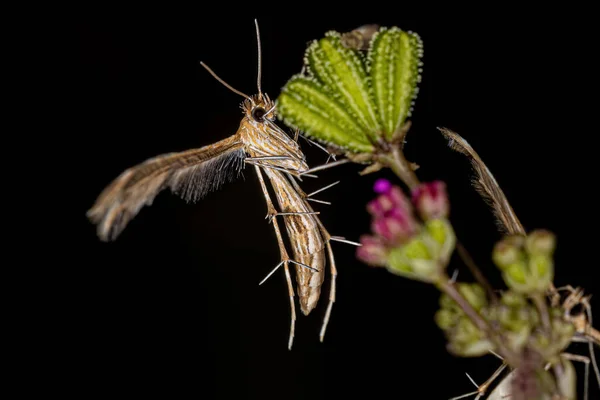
top-left (277, 76), bottom-right (374, 152)
top-left (457, 283), bottom-right (487, 312)
top-left (439, 292), bottom-right (459, 311)
top-left (369, 27), bottom-right (423, 139)
top-left (524, 229), bottom-right (556, 256)
top-left (386, 246), bottom-right (413, 274)
top-left (386, 238), bottom-right (440, 282)
top-left (504, 262), bottom-right (528, 285)
top-left (492, 236), bottom-right (525, 270)
top-left (448, 318), bottom-right (493, 357)
top-left (501, 291), bottom-right (527, 308)
top-left (434, 308), bottom-right (456, 331)
top-left (424, 218), bottom-right (456, 265)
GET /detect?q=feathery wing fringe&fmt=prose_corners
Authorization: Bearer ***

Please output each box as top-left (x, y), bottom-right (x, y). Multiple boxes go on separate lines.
top-left (438, 127), bottom-right (525, 236)
top-left (87, 136), bottom-right (245, 241)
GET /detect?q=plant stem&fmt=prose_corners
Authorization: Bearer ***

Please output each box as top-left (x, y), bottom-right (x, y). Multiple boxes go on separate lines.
top-left (456, 241), bottom-right (498, 303)
top-left (384, 145), bottom-right (420, 190)
top-left (437, 278), bottom-right (519, 367)
top-left (381, 143), bottom-right (498, 301)
top-left (532, 293), bottom-right (551, 332)
top-left (381, 142), bottom-right (521, 365)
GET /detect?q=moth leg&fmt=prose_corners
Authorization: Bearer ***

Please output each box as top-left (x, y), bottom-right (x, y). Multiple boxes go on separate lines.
top-left (319, 240), bottom-right (337, 343)
top-left (561, 353), bottom-right (591, 400)
top-left (299, 158), bottom-right (350, 176)
top-left (450, 362), bottom-right (508, 400)
top-left (286, 175), bottom-right (340, 343)
top-left (581, 299), bottom-right (600, 389)
top-left (298, 134), bottom-right (337, 161)
top-left (245, 159), bottom-right (318, 179)
top-left (306, 181), bottom-right (340, 198)
top-left (253, 165), bottom-right (297, 349)
top-left (282, 259), bottom-right (297, 350)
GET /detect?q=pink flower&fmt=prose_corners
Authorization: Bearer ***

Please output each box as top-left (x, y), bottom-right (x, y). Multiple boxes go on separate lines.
top-left (371, 207), bottom-right (417, 245)
top-left (356, 235), bottom-right (388, 267)
top-left (411, 181), bottom-right (449, 221)
top-left (367, 184), bottom-right (413, 219)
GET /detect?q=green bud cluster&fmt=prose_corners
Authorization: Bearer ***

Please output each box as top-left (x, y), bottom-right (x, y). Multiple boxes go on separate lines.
top-left (387, 219), bottom-right (456, 283)
top-left (434, 283), bottom-right (494, 356)
top-left (492, 230), bottom-right (556, 294)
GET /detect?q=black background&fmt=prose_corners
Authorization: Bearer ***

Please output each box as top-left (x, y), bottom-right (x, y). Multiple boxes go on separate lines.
top-left (76, 10), bottom-right (599, 399)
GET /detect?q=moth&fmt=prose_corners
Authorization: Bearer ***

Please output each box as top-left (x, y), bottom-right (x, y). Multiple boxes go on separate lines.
top-left (87, 20), bottom-right (356, 349)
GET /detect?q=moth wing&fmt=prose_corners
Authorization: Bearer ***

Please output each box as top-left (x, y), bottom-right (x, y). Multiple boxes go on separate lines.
top-left (87, 136), bottom-right (245, 241)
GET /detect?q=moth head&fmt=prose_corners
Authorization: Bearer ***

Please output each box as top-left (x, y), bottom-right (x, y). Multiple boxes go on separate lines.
top-left (244, 93), bottom-right (276, 123)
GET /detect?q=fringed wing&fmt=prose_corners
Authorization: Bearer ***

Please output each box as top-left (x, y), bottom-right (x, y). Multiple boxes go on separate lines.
top-left (438, 127), bottom-right (525, 236)
top-left (87, 135), bottom-right (245, 241)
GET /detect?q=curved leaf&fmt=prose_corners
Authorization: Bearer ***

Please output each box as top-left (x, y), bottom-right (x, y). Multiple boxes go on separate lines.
top-left (306, 32), bottom-right (381, 136)
top-left (277, 76), bottom-right (373, 153)
top-left (369, 27), bottom-right (423, 139)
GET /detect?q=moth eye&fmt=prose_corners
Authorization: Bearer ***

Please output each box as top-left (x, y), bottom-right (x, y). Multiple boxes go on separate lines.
top-left (252, 107), bottom-right (266, 122)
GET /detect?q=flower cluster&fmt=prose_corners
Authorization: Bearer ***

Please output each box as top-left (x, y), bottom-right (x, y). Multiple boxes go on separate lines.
top-left (357, 179), bottom-right (455, 283)
top-left (492, 230), bottom-right (556, 294)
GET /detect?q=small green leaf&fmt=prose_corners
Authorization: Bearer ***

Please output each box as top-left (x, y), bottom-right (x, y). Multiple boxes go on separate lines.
top-left (277, 26), bottom-right (424, 153)
top-left (277, 76), bottom-right (373, 152)
top-left (306, 32), bottom-right (381, 136)
top-left (369, 27), bottom-right (423, 139)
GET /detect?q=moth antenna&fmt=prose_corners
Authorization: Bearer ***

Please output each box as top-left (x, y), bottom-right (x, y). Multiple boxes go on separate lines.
top-left (199, 61), bottom-right (250, 99)
top-left (254, 19), bottom-right (263, 97)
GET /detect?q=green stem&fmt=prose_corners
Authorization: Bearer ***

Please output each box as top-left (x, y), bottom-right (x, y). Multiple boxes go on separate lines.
top-left (380, 141), bottom-right (520, 366)
top-left (456, 241), bottom-right (498, 303)
top-left (437, 278), bottom-right (520, 367)
top-left (379, 145), bottom-right (420, 190)
top-left (532, 293), bottom-right (551, 333)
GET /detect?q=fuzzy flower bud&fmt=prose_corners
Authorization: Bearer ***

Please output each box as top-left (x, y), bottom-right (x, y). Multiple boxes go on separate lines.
top-left (356, 235), bottom-right (388, 267)
top-left (492, 236), bottom-right (525, 270)
top-left (357, 179), bottom-right (456, 283)
top-left (411, 181), bottom-right (449, 221)
top-left (492, 231), bottom-right (555, 294)
top-left (371, 208), bottom-right (417, 245)
top-left (367, 179), bottom-right (413, 219)
top-left (524, 229), bottom-right (556, 256)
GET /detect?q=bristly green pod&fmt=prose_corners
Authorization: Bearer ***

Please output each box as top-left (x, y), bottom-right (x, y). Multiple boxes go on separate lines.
top-left (305, 32), bottom-right (380, 136)
top-left (369, 27), bottom-right (423, 139)
top-left (276, 25), bottom-right (423, 153)
top-left (277, 76), bottom-right (374, 153)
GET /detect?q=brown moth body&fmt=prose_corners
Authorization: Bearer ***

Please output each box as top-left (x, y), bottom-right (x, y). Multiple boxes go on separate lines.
top-left (263, 168), bottom-right (326, 314)
top-left (87, 21), bottom-right (349, 349)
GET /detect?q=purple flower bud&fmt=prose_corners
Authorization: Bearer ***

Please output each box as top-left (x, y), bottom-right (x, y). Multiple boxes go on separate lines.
top-left (367, 186), bottom-right (413, 219)
top-left (371, 208), bottom-right (417, 245)
top-left (373, 178), bottom-right (392, 194)
top-left (356, 235), bottom-right (388, 267)
top-left (411, 181), bottom-right (450, 220)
